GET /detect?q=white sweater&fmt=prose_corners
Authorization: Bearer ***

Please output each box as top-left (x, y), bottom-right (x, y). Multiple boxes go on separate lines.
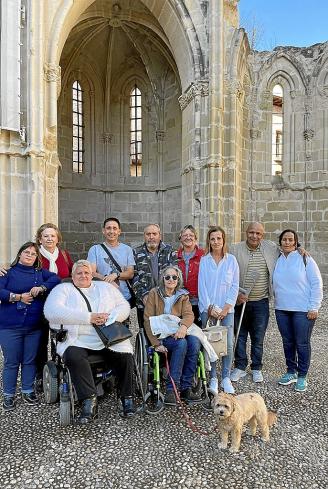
top-left (198, 253), bottom-right (239, 314)
top-left (273, 251), bottom-right (323, 312)
top-left (44, 281), bottom-right (132, 355)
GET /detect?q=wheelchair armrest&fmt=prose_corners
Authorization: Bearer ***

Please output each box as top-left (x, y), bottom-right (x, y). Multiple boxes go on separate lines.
top-left (50, 325), bottom-right (68, 343)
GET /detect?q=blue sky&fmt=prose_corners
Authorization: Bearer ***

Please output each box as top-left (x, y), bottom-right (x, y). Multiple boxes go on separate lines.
top-left (238, 0), bottom-right (328, 50)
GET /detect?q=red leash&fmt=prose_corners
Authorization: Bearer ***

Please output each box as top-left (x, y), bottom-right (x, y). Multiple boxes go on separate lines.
top-left (164, 352), bottom-right (215, 436)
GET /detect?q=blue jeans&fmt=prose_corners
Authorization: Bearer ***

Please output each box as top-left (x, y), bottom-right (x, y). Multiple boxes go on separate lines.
top-left (0, 327), bottom-right (41, 396)
top-left (162, 335), bottom-right (201, 391)
top-left (234, 298), bottom-right (269, 371)
top-left (201, 312), bottom-right (234, 380)
top-left (275, 310), bottom-right (315, 377)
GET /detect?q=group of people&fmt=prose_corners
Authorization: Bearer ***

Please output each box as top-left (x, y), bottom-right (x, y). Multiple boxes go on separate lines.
top-left (0, 218), bottom-right (323, 425)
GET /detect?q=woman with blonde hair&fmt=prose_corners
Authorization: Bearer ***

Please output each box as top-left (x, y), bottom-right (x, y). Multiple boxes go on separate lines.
top-left (177, 225), bottom-right (204, 326)
top-left (198, 226), bottom-right (239, 394)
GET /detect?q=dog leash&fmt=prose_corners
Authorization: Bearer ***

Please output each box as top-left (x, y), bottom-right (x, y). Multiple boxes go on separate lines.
top-left (164, 352), bottom-right (215, 436)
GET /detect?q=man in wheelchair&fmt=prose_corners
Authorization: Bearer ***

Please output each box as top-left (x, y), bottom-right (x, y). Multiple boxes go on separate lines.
top-left (44, 260), bottom-right (135, 424)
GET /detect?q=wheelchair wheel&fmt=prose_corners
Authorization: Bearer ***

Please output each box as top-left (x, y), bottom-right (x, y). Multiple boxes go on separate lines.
top-left (134, 329), bottom-right (149, 396)
top-left (43, 361), bottom-right (59, 404)
top-left (59, 368), bottom-right (74, 426)
top-left (59, 399), bottom-right (71, 426)
top-left (144, 390), bottom-right (165, 415)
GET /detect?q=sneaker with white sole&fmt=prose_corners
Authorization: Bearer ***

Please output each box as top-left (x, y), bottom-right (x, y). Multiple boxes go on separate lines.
top-left (208, 377), bottom-right (218, 395)
top-left (294, 376), bottom-right (308, 392)
top-left (278, 372), bottom-right (297, 385)
top-left (230, 368), bottom-right (247, 382)
top-left (221, 377), bottom-right (235, 394)
top-left (252, 370), bottom-right (263, 383)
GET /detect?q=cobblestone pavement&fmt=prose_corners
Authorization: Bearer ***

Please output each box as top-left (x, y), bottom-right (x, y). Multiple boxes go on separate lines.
top-left (1, 296), bottom-right (327, 489)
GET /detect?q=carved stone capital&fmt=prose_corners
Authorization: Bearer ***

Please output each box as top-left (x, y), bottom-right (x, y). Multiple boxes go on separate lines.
top-left (44, 63), bottom-right (61, 83)
top-left (181, 165), bottom-right (195, 176)
top-left (102, 132), bottom-right (113, 143)
top-left (178, 80), bottom-right (209, 110)
top-left (156, 130), bottom-right (165, 142)
top-left (303, 129), bottom-right (314, 140)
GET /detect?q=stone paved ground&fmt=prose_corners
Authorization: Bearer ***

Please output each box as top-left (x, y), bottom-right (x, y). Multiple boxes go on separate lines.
top-left (0, 296), bottom-right (327, 489)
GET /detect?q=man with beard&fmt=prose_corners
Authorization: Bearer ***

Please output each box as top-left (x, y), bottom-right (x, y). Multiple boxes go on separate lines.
top-left (133, 224), bottom-right (177, 328)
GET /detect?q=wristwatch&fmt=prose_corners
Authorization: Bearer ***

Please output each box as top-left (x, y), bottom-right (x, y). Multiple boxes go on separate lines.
top-left (116, 272), bottom-right (121, 279)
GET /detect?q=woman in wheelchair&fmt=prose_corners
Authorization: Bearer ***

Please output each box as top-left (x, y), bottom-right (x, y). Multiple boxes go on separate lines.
top-left (144, 265), bottom-right (201, 406)
top-left (44, 260), bottom-right (136, 424)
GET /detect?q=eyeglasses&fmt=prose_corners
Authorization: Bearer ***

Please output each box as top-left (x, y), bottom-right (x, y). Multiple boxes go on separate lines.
top-left (21, 251), bottom-right (38, 257)
top-left (164, 275), bottom-right (178, 281)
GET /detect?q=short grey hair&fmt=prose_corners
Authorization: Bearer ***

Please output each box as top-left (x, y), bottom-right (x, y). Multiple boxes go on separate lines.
top-left (159, 265), bottom-right (184, 295)
top-left (72, 260), bottom-right (93, 275)
top-left (144, 223), bottom-right (161, 234)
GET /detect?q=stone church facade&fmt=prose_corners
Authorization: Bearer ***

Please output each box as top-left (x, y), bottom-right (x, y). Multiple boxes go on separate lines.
top-left (0, 0), bottom-right (327, 279)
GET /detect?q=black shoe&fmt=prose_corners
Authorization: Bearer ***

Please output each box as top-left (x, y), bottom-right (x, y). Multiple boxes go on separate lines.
top-left (35, 378), bottom-right (43, 394)
top-left (22, 392), bottom-right (38, 405)
top-left (120, 397), bottom-right (137, 417)
top-left (180, 388), bottom-right (202, 403)
top-left (164, 390), bottom-right (176, 406)
top-left (76, 395), bottom-right (98, 425)
top-left (3, 396), bottom-right (15, 412)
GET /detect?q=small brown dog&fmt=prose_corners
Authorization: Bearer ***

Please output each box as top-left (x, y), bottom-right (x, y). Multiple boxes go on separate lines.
top-left (212, 392), bottom-right (277, 453)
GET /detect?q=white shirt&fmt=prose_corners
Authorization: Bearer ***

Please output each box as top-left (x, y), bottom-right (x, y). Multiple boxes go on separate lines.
top-left (198, 253), bottom-right (239, 314)
top-left (273, 251), bottom-right (323, 312)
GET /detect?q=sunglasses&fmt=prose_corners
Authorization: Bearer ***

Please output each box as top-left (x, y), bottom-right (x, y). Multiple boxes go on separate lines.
top-left (164, 275), bottom-right (178, 281)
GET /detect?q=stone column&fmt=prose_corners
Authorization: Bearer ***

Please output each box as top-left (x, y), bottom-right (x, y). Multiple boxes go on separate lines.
top-left (179, 80), bottom-right (208, 238)
top-left (204, 0), bottom-right (225, 233)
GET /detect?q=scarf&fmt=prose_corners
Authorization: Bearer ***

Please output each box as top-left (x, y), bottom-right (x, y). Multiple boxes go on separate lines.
top-left (40, 245), bottom-right (59, 274)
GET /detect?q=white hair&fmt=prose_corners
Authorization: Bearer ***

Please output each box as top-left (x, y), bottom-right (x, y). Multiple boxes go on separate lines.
top-left (72, 259), bottom-right (93, 275)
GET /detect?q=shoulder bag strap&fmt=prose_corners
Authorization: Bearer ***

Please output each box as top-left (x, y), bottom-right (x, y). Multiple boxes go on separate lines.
top-left (100, 243), bottom-right (122, 272)
top-left (99, 244), bottom-right (134, 296)
top-left (72, 284), bottom-right (107, 344)
top-left (73, 283), bottom-right (92, 312)
top-left (61, 249), bottom-right (69, 266)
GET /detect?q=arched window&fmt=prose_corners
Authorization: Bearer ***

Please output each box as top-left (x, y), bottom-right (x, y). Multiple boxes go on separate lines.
top-left (272, 84), bottom-right (283, 176)
top-left (72, 80), bottom-right (84, 173)
top-left (130, 86), bottom-right (142, 177)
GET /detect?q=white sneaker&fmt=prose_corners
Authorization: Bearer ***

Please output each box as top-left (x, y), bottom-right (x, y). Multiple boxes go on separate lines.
top-left (230, 368), bottom-right (247, 382)
top-left (208, 377), bottom-right (218, 395)
top-left (221, 377), bottom-right (235, 394)
top-left (252, 370), bottom-right (263, 383)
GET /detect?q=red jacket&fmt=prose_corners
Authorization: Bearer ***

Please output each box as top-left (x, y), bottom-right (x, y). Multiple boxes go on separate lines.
top-left (177, 246), bottom-right (205, 301)
top-left (41, 249), bottom-right (73, 279)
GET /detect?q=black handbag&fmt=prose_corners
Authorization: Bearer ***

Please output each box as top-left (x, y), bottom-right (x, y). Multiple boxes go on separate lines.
top-left (100, 244), bottom-right (137, 309)
top-left (73, 285), bottom-right (132, 348)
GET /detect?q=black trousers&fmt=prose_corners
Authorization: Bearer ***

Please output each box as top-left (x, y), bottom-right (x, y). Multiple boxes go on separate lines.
top-left (63, 346), bottom-right (134, 400)
top-left (191, 304), bottom-right (201, 327)
top-left (137, 307), bottom-right (145, 329)
top-left (35, 316), bottom-right (50, 378)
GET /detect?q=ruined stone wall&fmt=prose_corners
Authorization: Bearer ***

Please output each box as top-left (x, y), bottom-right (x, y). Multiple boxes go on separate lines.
top-left (247, 43), bottom-right (328, 280)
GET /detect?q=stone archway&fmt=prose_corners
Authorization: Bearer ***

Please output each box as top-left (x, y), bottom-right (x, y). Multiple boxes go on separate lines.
top-left (50, 0), bottom-right (202, 254)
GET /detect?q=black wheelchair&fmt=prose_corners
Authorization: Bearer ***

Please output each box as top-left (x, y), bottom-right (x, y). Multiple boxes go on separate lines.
top-left (43, 326), bottom-right (117, 426)
top-left (134, 328), bottom-right (212, 414)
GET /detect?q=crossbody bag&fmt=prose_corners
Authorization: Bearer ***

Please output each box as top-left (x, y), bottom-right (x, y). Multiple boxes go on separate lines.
top-left (73, 284), bottom-right (132, 348)
top-left (100, 243), bottom-right (136, 308)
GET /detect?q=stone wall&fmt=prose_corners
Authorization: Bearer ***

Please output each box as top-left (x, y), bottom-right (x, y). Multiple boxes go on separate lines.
top-left (246, 42), bottom-right (328, 279)
top-left (57, 0), bottom-right (183, 258)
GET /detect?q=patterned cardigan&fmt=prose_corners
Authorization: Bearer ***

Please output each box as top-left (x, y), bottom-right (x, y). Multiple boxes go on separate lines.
top-left (132, 241), bottom-right (177, 307)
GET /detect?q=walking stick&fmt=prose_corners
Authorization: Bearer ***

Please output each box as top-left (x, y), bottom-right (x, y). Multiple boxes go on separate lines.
top-left (233, 270), bottom-right (259, 355)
